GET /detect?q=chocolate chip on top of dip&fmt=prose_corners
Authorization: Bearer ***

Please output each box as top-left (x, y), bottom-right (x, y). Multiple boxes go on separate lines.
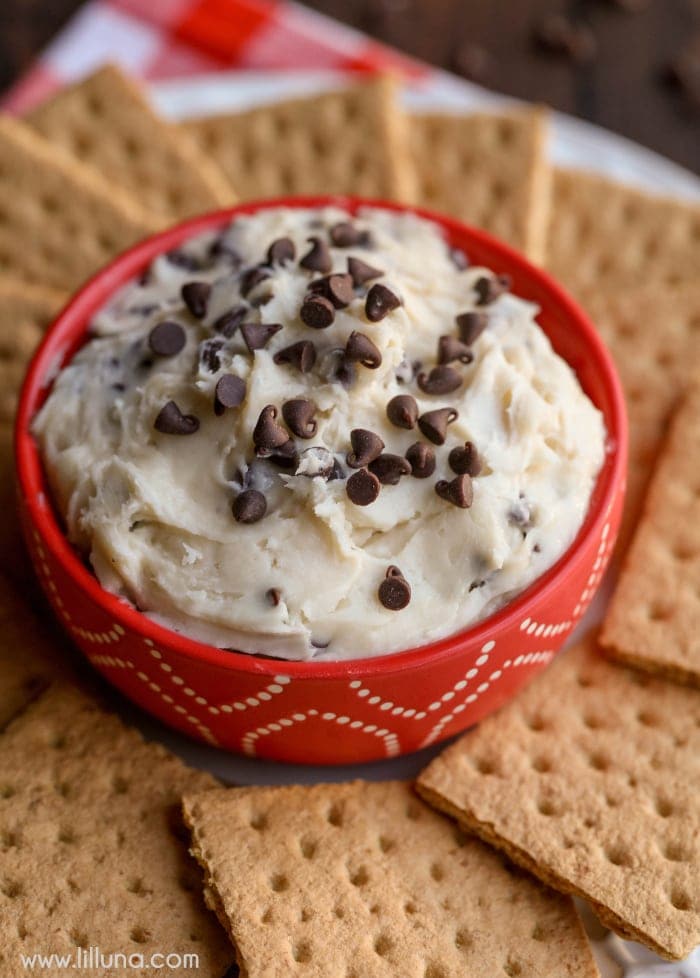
top-left (34, 207), bottom-right (605, 660)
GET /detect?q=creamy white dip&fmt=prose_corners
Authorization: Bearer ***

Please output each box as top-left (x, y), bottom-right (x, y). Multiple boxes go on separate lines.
top-left (34, 207), bottom-right (606, 660)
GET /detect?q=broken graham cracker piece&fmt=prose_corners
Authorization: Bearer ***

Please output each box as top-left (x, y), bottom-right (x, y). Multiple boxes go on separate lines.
top-left (602, 383), bottom-right (700, 686)
top-left (0, 277), bottom-right (66, 581)
top-left (410, 107), bottom-right (551, 262)
top-left (185, 76), bottom-right (416, 204)
top-left (28, 64), bottom-right (236, 225)
top-left (546, 168), bottom-right (700, 301)
top-left (183, 780), bottom-right (598, 978)
top-left (417, 633), bottom-right (700, 960)
top-left (584, 284), bottom-right (700, 549)
top-left (0, 114), bottom-right (157, 293)
top-left (0, 683), bottom-right (233, 977)
top-left (0, 276), bottom-right (65, 426)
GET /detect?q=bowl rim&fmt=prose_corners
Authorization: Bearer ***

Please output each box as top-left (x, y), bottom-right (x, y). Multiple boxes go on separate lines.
top-left (15, 195), bottom-right (627, 680)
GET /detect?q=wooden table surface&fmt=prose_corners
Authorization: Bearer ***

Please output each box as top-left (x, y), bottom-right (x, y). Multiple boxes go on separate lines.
top-left (1, 0), bottom-right (698, 174)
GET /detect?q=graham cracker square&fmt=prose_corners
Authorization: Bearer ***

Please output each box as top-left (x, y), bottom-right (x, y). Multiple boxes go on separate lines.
top-left (183, 779), bottom-right (597, 977)
top-left (418, 634), bottom-right (700, 960)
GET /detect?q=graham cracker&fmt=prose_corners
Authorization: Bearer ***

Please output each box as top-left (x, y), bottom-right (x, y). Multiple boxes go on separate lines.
top-left (546, 168), bottom-right (700, 301)
top-left (417, 633), bottom-right (700, 960)
top-left (584, 284), bottom-right (700, 550)
top-left (183, 780), bottom-right (598, 978)
top-left (0, 682), bottom-right (233, 977)
top-left (0, 277), bottom-right (66, 581)
top-left (0, 114), bottom-right (157, 293)
top-left (410, 108), bottom-right (551, 262)
top-left (185, 76), bottom-right (416, 203)
top-left (28, 64), bottom-right (236, 225)
top-left (0, 276), bottom-right (65, 426)
top-left (602, 383), bottom-right (700, 686)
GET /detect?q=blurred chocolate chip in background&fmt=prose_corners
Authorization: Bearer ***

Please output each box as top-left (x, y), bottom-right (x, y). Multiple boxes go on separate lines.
top-left (451, 41), bottom-right (491, 82)
top-left (532, 13), bottom-right (597, 63)
top-left (663, 35), bottom-right (700, 108)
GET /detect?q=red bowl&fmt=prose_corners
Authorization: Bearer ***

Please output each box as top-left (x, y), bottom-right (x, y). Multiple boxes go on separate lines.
top-left (16, 197), bottom-right (627, 764)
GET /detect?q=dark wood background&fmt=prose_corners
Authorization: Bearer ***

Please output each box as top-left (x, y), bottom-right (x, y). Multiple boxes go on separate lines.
top-left (1, 0), bottom-right (698, 173)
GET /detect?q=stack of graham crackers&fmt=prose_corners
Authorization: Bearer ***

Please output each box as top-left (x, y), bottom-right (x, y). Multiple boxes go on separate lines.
top-left (1, 62), bottom-right (699, 976)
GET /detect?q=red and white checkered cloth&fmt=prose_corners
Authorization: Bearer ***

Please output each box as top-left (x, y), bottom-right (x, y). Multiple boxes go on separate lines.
top-left (2, 0), bottom-right (432, 114)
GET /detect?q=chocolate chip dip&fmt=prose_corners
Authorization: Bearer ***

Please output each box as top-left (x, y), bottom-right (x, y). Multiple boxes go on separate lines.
top-left (34, 207), bottom-right (605, 660)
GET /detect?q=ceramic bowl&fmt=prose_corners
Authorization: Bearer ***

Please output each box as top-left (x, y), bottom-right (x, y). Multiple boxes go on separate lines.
top-left (16, 197), bottom-right (627, 764)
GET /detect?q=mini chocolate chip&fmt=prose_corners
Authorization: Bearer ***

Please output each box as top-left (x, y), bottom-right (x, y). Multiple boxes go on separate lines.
top-left (438, 335), bottom-right (473, 365)
top-left (417, 365), bottom-right (463, 395)
top-left (148, 320), bottom-right (186, 357)
top-left (330, 222), bottom-right (371, 247)
top-left (418, 407), bottom-right (459, 445)
top-left (253, 405), bottom-right (289, 452)
top-left (435, 473), bottom-right (473, 508)
top-left (345, 330), bottom-right (382, 369)
top-left (240, 265), bottom-right (272, 297)
top-left (273, 340), bottom-right (316, 373)
top-left (365, 283), bottom-right (401, 322)
top-left (346, 467), bottom-right (381, 506)
top-left (264, 439), bottom-right (298, 468)
top-left (266, 237), bottom-right (295, 265)
top-left (449, 247), bottom-right (470, 271)
top-left (240, 322), bottom-right (283, 352)
top-left (296, 446), bottom-right (336, 480)
top-left (154, 400), bottom-right (200, 435)
top-left (300, 236), bottom-right (332, 273)
top-left (346, 428), bottom-right (385, 469)
top-left (386, 394), bottom-right (418, 429)
top-left (200, 338), bottom-right (224, 373)
top-left (214, 375), bottom-right (246, 415)
top-left (232, 489), bottom-right (267, 524)
top-left (532, 14), bottom-right (597, 63)
top-left (474, 274), bottom-right (511, 306)
top-left (213, 305), bottom-right (247, 337)
top-left (181, 281), bottom-right (211, 319)
top-left (308, 273), bottom-right (355, 308)
top-left (369, 453), bottom-right (412, 485)
top-left (300, 294), bottom-right (335, 329)
top-left (166, 249), bottom-right (202, 271)
top-left (282, 398), bottom-right (317, 439)
top-left (266, 587), bottom-right (282, 606)
top-left (405, 442), bottom-right (436, 479)
top-left (449, 441), bottom-right (482, 476)
top-left (378, 565), bottom-right (411, 610)
top-left (208, 237), bottom-right (242, 265)
top-left (348, 256), bottom-right (382, 287)
top-left (456, 311), bottom-right (489, 344)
